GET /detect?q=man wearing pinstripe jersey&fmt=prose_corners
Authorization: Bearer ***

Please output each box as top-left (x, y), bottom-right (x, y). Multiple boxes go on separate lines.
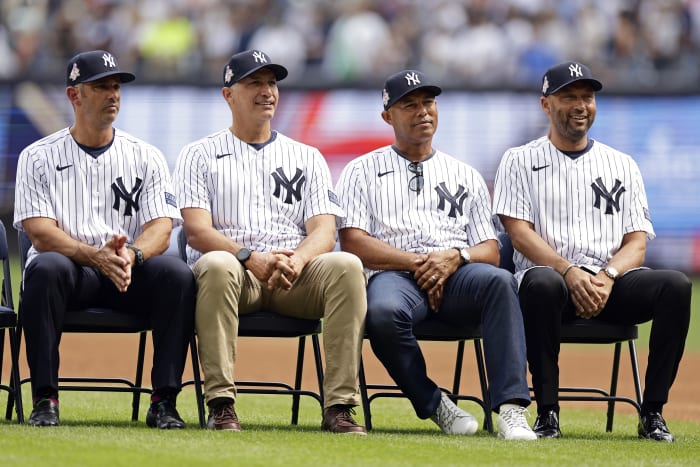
top-left (13, 50), bottom-right (195, 428)
top-left (336, 70), bottom-right (536, 440)
top-left (174, 50), bottom-right (367, 434)
top-left (493, 62), bottom-right (691, 441)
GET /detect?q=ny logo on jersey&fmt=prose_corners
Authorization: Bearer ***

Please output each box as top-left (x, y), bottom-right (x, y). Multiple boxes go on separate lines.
top-left (591, 177), bottom-right (625, 215)
top-left (272, 168), bottom-right (305, 204)
top-left (435, 182), bottom-right (468, 218)
top-left (111, 177), bottom-right (143, 216)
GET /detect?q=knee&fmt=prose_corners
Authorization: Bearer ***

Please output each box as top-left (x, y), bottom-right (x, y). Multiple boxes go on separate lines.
top-left (366, 298), bottom-right (410, 338)
top-left (194, 251), bottom-right (243, 288)
top-left (320, 251), bottom-right (364, 282)
top-left (521, 267), bottom-right (567, 297)
top-left (24, 252), bottom-right (74, 284)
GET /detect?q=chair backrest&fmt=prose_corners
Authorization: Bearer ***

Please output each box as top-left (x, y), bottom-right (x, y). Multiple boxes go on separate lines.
top-left (0, 220), bottom-right (15, 312)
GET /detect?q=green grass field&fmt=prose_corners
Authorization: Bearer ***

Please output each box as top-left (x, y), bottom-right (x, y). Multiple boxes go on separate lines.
top-left (0, 391), bottom-right (698, 467)
top-left (1, 261), bottom-right (697, 466)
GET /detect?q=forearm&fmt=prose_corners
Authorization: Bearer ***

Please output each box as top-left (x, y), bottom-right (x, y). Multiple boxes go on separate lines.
top-left (340, 230), bottom-right (420, 272)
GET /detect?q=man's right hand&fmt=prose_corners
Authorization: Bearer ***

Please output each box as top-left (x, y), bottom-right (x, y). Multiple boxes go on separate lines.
top-left (93, 235), bottom-right (131, 292)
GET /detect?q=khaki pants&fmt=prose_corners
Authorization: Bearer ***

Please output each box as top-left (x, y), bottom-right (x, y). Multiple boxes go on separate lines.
top-left (193, 250), bottom-right (367, 409)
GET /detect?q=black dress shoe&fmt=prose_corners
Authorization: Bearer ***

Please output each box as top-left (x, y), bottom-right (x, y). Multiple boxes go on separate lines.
top-left (638, 412), bottom-right (674, 442)
top-left (28, 399), bottom-right (60, 427)
top-left (146, 400), bottom-right (186, 429)
top-left (533, 410), bottom-right (561, 438)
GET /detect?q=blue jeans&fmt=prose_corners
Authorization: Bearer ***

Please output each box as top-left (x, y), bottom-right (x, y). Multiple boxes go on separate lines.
top-left (366, 264), bottom-right (530, 418)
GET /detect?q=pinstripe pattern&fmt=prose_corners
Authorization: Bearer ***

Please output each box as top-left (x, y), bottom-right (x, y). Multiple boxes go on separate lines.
top-left (14, 127), bottom-right (180, 265)
top-left (493, 136), bottom-right (654, 278)
top-left (336, 145), bottom-right (496, 277)
top-left (174, 129), bottom-right (344, 265)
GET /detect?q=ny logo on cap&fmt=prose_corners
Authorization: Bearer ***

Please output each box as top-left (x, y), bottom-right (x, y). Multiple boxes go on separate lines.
top-left (568, 63), bottom-right (583, 78)
top-left (102, 52), bottom-right (116, 68)
top-left (404, 71), bottom-right (420, 86)
top-left (252, 51), bottom-right (268, 64)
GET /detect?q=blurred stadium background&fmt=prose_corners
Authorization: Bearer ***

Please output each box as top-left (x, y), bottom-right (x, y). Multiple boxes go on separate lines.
top-left (1, 0), bottom-right (699, 272)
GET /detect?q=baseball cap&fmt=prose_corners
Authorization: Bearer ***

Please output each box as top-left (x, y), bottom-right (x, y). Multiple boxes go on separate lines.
top-left (541, 61), bottom-right (602, 96)
top-left (223, 49), bottom-right (288, 87)
top-left (66, 50), bottom-right (135, 86)
top-left (382, 70), bottom-right (442, 110)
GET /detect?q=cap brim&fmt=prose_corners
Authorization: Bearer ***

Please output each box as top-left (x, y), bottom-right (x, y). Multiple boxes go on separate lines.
top-left (385, 84), bottom-right (442, 110)
top-left (547, 78), bottom-right (602, 96)
top-left (235, 64), bottom-right (288, 84)
top-left (80, 71), bottom-right (136, 84)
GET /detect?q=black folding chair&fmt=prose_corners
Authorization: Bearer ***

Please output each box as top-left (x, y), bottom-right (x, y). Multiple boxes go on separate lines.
top-left (17, 229), bottom-right (205, 427)
top-left (177, 228), bottom-right (324, 425)
top-left (0, 220), bottom-right (24, 423)
top-left (358, 321), bottom-right (492, 432)
top-left (498, 232), bottom-right (642, 431)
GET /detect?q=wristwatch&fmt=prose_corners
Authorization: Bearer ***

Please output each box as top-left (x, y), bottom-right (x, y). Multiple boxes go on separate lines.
top-left (236, 248), bottom-right (252, 269)
top-left (127, 245), bottom-right (145, 267)
top-left (603, 266), bottom-right (619, 281)
top-left (455, 247), bottom-right (471, 265)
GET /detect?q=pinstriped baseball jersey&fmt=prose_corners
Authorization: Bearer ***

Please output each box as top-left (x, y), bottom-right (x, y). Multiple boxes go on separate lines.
top-left (174, 128), bottom-right (344, 266)
top-left (336, 145), bottom-right (496, 277)
top-left (14, 127), bottom-right (180, 266)
top-left (492, 136), bottom-right (654, 280)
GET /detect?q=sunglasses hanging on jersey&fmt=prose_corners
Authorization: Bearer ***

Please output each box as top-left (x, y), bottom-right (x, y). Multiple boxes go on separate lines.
top-left (408, 162), bottom-right (424, 194)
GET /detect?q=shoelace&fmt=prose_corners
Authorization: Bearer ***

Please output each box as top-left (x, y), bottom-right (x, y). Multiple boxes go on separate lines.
top-left (434, 400), bottom-right (464, 426)
top-left (334, 406), bottom-right (359, 424)
top-left (501, 406), bottom-right (531, 429)
top-left (646, 413), bottom-right (668, 432)
top-left (215, 404), bottom-right (239, 422)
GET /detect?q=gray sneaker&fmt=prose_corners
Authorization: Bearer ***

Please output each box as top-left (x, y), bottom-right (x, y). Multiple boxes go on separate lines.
top-left (430, 393), bottom-right (478, 435)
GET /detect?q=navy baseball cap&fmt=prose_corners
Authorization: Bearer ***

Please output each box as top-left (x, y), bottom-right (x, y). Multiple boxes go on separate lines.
top-left (66, 50), bottom-right (135, 86)
top-left (541, 61), bottom-right (602, 96)
top-left (382, 70), bottom-right (442, 110)
top-left (223, 49), bottom-right (288, 87)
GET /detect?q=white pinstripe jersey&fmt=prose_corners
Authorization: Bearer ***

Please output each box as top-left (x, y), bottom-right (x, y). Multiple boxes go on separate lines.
top-left (336, 145), bottom-right (497, 277)
top-left (492, 136), bottom-right (654, 280)
top-left (174, 129), bottom-right (344, 266)
top-left (14, 127), bottom-right (180, 265)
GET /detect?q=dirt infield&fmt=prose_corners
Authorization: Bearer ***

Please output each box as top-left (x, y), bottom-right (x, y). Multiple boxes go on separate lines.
top-left (3, 334), bottom-right (699, 422)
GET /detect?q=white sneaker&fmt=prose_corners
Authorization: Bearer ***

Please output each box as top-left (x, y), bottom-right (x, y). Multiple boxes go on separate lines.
top-left (497, 405), bottom-right (537, 441)
top-left (430, 394), bottom-right (478, 435)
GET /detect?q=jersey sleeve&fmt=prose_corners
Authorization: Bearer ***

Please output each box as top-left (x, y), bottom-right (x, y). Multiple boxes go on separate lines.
top-left (625, 159), bottom-right (656, 239)
top-left (139, 146), bottom-right (181, 225)
top-left (493, 148), bottom-right (533, 223)
top-left (335, 158), bottom-right (370, 232)
top-left (305, 149), bottom-right (345, 220)
top-left (13, 147), bottom-right (56, 230)
top-left (174, 142), bottom-right (210, 212)
top-left (465, 169), bottom-right (497, 244)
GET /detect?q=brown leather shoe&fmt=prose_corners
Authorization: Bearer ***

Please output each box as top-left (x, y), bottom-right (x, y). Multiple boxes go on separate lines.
top-left (322, 405), bottom-right (367, 435)
top-left (207, 400), bottom-right (241, 431)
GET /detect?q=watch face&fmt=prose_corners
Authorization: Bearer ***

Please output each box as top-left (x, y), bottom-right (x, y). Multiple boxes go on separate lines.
top-left (460, 248), bottom-right (471, 264)
top-left (605, 267), bottom-right (619, 279)
top-left (236, 248), bottom-right (251, 262)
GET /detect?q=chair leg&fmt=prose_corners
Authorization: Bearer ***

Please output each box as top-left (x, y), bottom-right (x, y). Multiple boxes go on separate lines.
top-left (473, 339), bottom-right (493, 433)
top-left (605, 342), bottom-right (623, 432)
top-left (9, 328), bottom-right (23, 423)
top-left (451, 340), bottom-right (465, 396)
top-left (358, 357), bottom-right (372, 431)
top-left (290, 336), bottom-right (306, 425)
top-left (311, 334), bottom-right (324, 406)
top-left (132, 331), bottom-right (147, 422)
top-left (628, 340), bottom-right (643, 413)
top-left (189, 332), bottom-right (205, 428)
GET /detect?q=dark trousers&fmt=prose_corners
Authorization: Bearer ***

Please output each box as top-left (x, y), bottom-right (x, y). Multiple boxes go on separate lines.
top-left (519, 267), bottom-right (691, 414)
top-left (366, 264), bottom-right (531, 419)
top-left (20, 252), bottom-right (196, 400)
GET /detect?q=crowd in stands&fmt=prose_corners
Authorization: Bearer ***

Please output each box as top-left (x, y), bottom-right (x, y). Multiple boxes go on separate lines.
top-left (1, 0), bottom-right (699, 92)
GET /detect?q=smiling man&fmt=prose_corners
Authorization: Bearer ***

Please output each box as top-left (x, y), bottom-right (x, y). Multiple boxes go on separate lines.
top-left (174, 50), bottom-right (367, 434)
top-left (493, 61), bottom-right (691, 441)
top-left (335, 70), bottom-right (537, 440)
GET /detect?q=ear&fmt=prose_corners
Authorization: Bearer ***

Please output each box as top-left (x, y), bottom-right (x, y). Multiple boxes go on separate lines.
top-left (381, 110), bottom-right (392, 125)
top-left (540, 96), bottom-right (550, 116)
top-left (66, 86), bottom-right (80, 106)
top-left (222, 86), bottom-right (233, 104)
